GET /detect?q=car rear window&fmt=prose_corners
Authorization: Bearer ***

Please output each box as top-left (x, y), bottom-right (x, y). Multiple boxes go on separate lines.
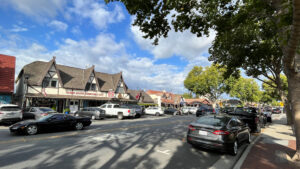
top-left (40, 108), bottom-right (54, 112)
top-left (196, 116), bottom-right (230, 127)
top-left (0, 106), bottom-right (20, 111)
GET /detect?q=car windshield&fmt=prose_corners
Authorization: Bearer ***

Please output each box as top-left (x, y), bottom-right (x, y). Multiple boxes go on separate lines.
top-left (196, 116), bottom-right (230, 127)
top-left (37, 114), bottom-right (54, 122)
top-left (39, 108), bottom-right (55, 112)
top-left (0, 106), bottom-right (20, 111)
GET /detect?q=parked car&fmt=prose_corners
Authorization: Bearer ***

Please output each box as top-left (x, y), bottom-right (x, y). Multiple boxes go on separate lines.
top-left (228, 107), bottom-right (264, 133)
top-left (272, 108), bottom-right (281, 114)
top-left (10, 114), bottom-right (92, 135)
top-left (164, 107), bottom-right (181, 115)
top-left (187, 114), bottom-right (251, 155)
top-left (74, 107), bottom-right (105, 120)
top-left (196, 105), bottom-right (215, 117)
top-left (99, 103), bottom-right (136, 120)
top-left (0, 104), bottom-right (22, 124)
top-left (220, 107), bottom-right (236, 114)
top-left (122, 104), bottom-right (143, 118)
top-left (145, 107), bottom-right (164, 116)
top-left (182, 107), bottom-right (198, 115)
top-left (22, 107), bottom-right (57, 120)
top-left (263, 111), bottom-right (272, 123)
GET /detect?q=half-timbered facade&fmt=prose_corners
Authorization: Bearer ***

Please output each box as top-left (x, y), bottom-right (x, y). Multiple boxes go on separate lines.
top-left (15, 57), bottom-right (133, 113)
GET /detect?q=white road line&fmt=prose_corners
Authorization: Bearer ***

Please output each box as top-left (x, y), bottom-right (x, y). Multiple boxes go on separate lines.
top-left (156, 149), bottom-right (170, 155)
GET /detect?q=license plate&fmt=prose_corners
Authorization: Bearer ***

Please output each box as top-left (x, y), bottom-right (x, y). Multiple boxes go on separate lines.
top-left (199, 130), bottom-right (208, 135)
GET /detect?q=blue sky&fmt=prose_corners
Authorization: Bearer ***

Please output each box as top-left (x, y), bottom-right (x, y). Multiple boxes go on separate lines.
top-left (0, 0), bottom-right (217, 95)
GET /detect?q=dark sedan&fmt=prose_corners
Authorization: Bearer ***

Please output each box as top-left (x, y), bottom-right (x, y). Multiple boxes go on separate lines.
top-left (9, 114), bottom-right (92, 135)
top-left (164, 108), bottom-right (181, 115)
top-left (187, 115), bottom-right (251, 155)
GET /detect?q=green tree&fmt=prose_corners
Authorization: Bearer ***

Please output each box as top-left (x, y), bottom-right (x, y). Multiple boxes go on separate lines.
top-left (229, 78), bottom-right (262, 104)
top-left (182, 92), bottom-right (193, 99)
top-left (106, 0), bottom-right (300, 159)
top-left (184, 64), bottom-right (237, 107)
top-left (261, 75), bottom-right (288, 102)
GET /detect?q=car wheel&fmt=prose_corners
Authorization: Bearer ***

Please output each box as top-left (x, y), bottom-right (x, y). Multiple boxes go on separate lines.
top-left (118, 113), bottom-right (124, 120)
top-left (26, 125), bottom-right (38, 135)
top-left (230, 140), bottom-right (238, 156)
top-left (75, 122), bottom-right (84, 130)
top-left (91, 115), bottom-right (96, 120)
top-left (155, 112), bottom-right (160, 116)
top-left (246, 131), bottom-right (251, 144)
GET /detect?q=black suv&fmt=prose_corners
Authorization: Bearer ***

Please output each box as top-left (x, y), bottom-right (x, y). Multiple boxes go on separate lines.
top-left (196, 105), bottom-right (215, 117)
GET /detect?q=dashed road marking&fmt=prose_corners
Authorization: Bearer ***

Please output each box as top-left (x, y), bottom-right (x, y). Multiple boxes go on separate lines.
top-left (156, 149), bottom-right (170, 155)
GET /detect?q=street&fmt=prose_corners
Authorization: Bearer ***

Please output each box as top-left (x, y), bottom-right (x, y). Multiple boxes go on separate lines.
top-left (0, 115), bottom-right (251, 169)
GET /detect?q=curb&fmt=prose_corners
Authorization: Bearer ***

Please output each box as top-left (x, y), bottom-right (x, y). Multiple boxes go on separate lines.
top-left (232, 134), bottom-right (261, 169)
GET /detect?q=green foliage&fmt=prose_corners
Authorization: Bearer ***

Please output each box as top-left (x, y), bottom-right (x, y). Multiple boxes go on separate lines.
top-left (182, 93), bottom-right (193, 99)
top-left (51, 105), bottom-right (56, 111)
top-left (184, 64), bottom-right (238, 102)
top-left (261, 75), bottom-right (288, 102)
top-left (63, 108), bottom-right (70, 113)
top-left (229, 77), bottom-right (262, 103)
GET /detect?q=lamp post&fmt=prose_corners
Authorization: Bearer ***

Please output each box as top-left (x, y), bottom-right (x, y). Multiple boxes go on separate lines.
top-left (22, 74), bottom-right (29, 109)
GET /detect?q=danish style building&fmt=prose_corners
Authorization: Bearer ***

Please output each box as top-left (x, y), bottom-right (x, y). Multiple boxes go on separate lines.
top-left (15, 57), bottom-right (134, 113)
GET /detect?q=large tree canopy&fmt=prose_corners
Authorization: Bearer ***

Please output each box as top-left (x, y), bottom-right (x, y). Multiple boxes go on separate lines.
top-left (184, 64), bottom-right (238, 104)
top-left (106, 0), bottom-right (300, 159)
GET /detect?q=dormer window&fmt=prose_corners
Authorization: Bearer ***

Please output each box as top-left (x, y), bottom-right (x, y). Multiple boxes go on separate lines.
top-left (42, 78), bottom-right (58, 88)
top-left (116, 81), bottom-right (125, 94)
top-left (85, 72), bottom-right (97, 91)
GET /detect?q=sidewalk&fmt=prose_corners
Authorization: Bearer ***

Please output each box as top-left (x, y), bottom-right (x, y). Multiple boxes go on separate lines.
top-left (238, 114), bottom-right (299, 169)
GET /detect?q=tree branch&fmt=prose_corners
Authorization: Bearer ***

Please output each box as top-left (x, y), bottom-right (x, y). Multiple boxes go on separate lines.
top-left (255, 77), bottom-right (277, 88)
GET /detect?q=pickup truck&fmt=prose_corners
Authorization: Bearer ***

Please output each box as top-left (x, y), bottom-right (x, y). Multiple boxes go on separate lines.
top-left (99, 103), bottom-right (136, 120)
top-left (228, 107), bottom-right (264, 133)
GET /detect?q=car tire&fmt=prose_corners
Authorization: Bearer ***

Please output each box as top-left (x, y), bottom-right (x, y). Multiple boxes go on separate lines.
top-left (230, 140), bottom-right (238, 156)
top-left (118, 113), bottom-right (124, 120)
top-left (75, 122), bottom-right (84, 130)
top-left (155, 112), bottom-right (160, 116)
top-left (26, 125), bottom-right (38, 135)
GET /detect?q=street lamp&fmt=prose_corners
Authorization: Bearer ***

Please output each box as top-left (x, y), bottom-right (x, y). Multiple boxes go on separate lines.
top-left (22, 74), bottom-right (29, 109)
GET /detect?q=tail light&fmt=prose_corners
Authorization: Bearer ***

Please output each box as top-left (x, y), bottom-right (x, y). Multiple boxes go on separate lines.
top-left (188, 125), bottom-right (196, 131)
top-left (255, 117), bottom-right (259, 124)
top-left (128, 110), bottom-right (131, 113)
top-left (0, 112), bottom-right (3, 114)
top-left (213, 130), bottom-right (230, 135)
top-left (213, 109), bottom-right (215, 113)
top-left (41, 113), bottom-right (48, 116)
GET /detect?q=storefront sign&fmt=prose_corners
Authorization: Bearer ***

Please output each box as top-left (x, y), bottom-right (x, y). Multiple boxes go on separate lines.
top-left (66, 90), bottom-right (105, 97)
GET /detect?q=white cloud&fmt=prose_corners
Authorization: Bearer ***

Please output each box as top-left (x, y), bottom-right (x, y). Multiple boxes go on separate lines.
top-left (48, 20), bottom-right (68, 31)
top-left (2, 0), bottom-right (67, 22)
top-left (10, 25), bottom-right (28, 32)
top-left (0, 32), bottom-right (202, 94)
top-left (131, 25), bottom-right (216, 61)
top-left (69, 0), bottom-right (125, 29)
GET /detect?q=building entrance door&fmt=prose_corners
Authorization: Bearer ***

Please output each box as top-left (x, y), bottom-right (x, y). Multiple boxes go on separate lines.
top-left (70, 100), bottom-right (79, 113)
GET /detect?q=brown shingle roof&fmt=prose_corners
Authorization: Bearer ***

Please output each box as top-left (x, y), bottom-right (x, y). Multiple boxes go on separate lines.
top-left (127, 90), bottom-right (154, 103)
top-left (18, 60), bottom-right (124, 91)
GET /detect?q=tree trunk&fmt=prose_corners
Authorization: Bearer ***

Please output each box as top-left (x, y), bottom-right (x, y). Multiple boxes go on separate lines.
top-left (288, 71), bottom-right (300, 161)
top-left (286, 88), bottom-right (294, 125)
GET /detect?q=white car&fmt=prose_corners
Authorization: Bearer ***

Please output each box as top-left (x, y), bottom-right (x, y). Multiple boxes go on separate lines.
top-left (99, 103), bottom-right (136, 120)
top-left (0, 104), bottom-right (22, 124)
top-left (145, 107), bottom-right (164, 116)
top-left (182, 107), bottom-right (198, 114)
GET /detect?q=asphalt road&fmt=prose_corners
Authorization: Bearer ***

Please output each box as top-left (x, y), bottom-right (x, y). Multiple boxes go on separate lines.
top-left (0, 115), bottom-right (251, 169)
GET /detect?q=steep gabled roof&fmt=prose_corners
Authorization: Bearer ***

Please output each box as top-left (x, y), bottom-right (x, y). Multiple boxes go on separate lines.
top-left (127, 90), bottom-right (154, 103)
top-left (96, 72), bottom-right (122, 92)
top-left (18, 59), bottom-right (126, 91)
